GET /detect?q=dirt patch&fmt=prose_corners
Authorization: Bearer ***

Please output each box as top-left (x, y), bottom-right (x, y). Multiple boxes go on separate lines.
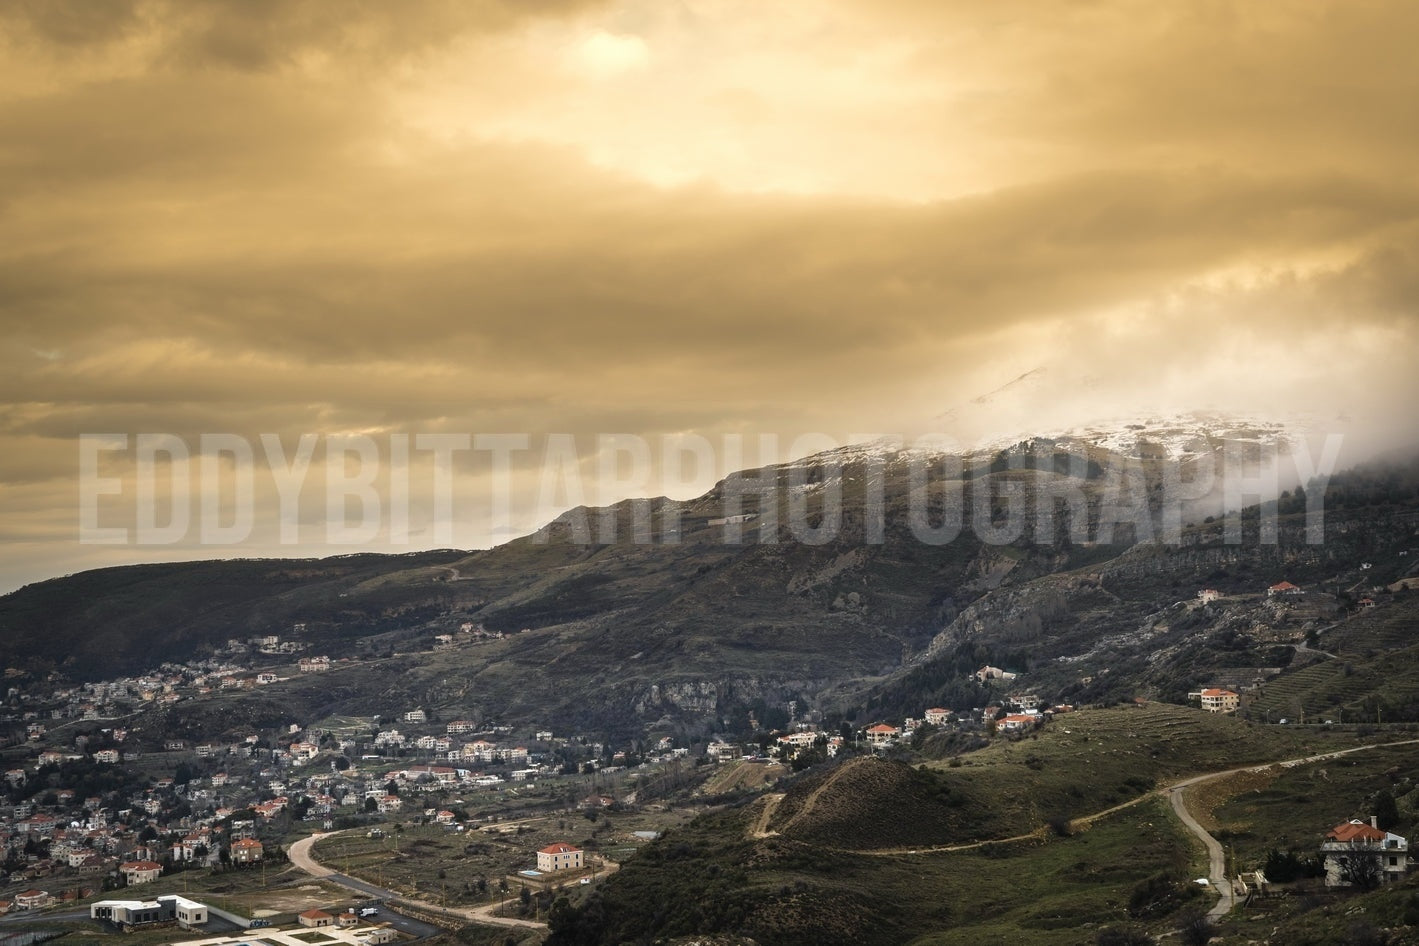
top-left (1191, 766), bottom-right (1279, 833)
top-left (701, 760), bottom-right (787, 795)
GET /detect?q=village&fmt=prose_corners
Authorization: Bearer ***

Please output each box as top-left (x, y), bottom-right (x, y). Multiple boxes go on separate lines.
top-left (0, 566), bottom-right (1411, 943)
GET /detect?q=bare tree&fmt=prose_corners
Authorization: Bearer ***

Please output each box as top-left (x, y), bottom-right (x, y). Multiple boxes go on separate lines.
top-left (1337, 851), bottom-right (1383, 891)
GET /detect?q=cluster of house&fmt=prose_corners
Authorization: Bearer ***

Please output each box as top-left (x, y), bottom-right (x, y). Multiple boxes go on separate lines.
top-left (702, 693), bottom-right (1068, 764)
top-left (369, 726), bottom-right (531, 768)
top-left (1194, 580), bottom-right (1307, 605)
top-left (0, 655), bottom-right (339, 732)
top-left (0, 786), bottom-right (280, 910)
top-left (860, 696), bottom-right (1068, 746)
top-left (83, 892), bottom-right (398, 943)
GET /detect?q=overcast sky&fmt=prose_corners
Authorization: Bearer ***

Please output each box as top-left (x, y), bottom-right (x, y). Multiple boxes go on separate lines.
top-left (2, 0), bottom-right (1417, 591)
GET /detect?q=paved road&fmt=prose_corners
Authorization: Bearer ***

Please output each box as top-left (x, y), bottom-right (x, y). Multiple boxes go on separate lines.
top-left (289, 832), bottom-right (547, 930)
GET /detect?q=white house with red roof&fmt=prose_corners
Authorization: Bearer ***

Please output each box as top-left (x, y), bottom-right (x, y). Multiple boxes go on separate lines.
top-left (995, 713), bottom-right (1040, 734)
top-left (1268, 581), bottom-right (1302, 597)
top-left (1322, 818), bottom-right (1408, 886)
top-left (537, 842), bottom-right (584, 872)
top-left (13, 889), bottom-right (53, 910)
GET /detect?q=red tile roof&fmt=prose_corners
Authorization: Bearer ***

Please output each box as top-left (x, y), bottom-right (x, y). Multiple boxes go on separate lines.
top-left (1327, 820), bottom-right (1386, 843)
top-left (539, 842), bottom-right (581, 855)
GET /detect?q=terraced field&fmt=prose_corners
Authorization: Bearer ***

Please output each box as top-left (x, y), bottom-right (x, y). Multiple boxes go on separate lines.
top-left (1246, 598), bottom-right (1419, 723)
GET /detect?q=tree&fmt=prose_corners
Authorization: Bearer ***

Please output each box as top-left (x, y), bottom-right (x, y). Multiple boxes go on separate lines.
top-left (1374, 790), bottom-right (1400, 831)
top-left (1263, 847), bottom-right (1318, 882)
top-left (548, 895), bottom-right (576, 932)
top-left (1337, 851), bottom-right (1383, 890)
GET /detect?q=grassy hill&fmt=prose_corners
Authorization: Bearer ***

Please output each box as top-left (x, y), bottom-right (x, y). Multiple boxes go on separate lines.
top-left (0, 551), bottom-right (467, 678)
top-left (546, 703), bottom-right (1393, 945)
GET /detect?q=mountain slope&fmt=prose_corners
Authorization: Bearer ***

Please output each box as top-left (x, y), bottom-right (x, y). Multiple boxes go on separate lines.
top-left (2, 431), bottom-right (1412, 740)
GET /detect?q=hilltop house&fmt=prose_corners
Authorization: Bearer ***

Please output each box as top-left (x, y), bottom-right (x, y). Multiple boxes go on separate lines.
top-left (1191, 688), bottom-right (1240, 714)
top-left (1322, 818), bottom-right (1409, 886)
top-left (924, 708), bottom-right (951, 726)
top-left (706, 742), bottom-right (743, 762)
top-left (1268, 581), bottom-right (1303, 597)
top-left (537, 842), bottom-right (584, 872)
top-left (1197, 588), bottom-right (1222, 604)
top-left (865, 724), bottom-right (900, 746)
top-left (995, 713), bottom-right (1040, 734)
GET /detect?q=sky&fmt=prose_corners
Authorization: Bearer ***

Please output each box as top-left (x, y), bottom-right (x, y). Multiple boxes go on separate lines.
top-left (2, 0), bottom-right (1418, 591)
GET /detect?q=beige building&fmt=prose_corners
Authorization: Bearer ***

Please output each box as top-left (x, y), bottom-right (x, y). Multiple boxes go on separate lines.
top-left (120, 860), bottom-right (162, 885)
top-left (1194, 688), bottom-right (1240, 713)
top-left (537, 842), bottom-right (584, 872)
top-left (865, 723), bottom-right (900, 746)
top-left (230, 838), bottom-right (264, 864)
top-left (299, 909), bottom-right (335, 928)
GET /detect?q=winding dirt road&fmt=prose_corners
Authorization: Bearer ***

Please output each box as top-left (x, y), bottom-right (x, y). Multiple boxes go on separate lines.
top-left (742, 738), bottom-right (1419, 922)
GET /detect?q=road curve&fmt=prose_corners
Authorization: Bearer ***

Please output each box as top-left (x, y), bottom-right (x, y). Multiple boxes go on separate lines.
top-left (288, 831), bottom-right (547, 930)
top-left (1162, 738), bottom-right (1419, 920)
top-left (1167, 782), bottom-right (1232, 919)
